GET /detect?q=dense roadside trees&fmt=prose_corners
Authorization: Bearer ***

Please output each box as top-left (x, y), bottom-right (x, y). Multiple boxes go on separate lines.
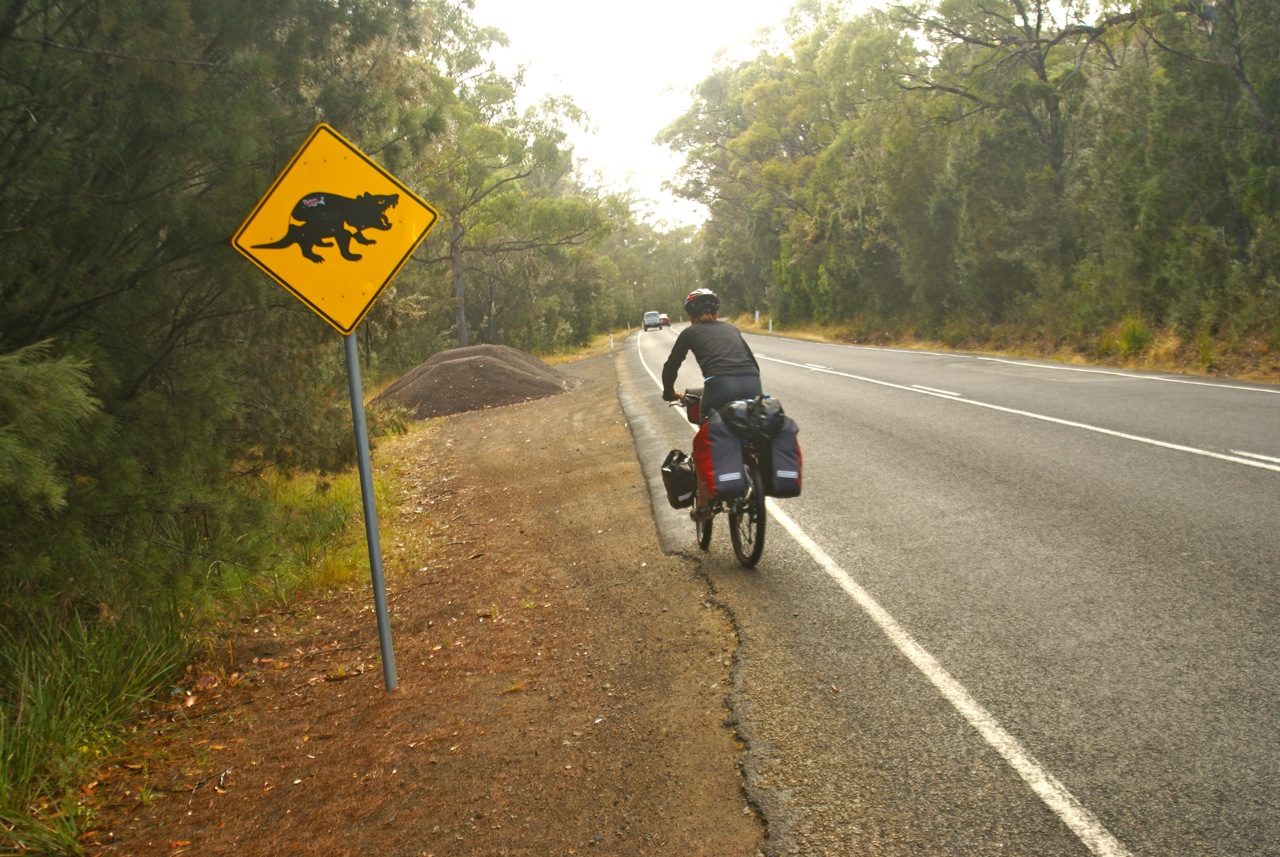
top-left (0, 1), bottom-right (692, 849)
top-left (661, 0), bottom-right (1279, 365)
top-left (0, 0), bottom-right (692, 616)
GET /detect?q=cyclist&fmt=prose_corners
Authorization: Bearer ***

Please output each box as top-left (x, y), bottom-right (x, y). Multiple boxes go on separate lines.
top-left (662, 288), bottom-right (763, 518)
top-left (661, 288), bottom-right (762, 414)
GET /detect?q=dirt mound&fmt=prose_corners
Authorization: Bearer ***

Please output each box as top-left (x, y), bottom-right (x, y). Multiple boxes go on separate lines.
top-left (374, 344), bottom-right (574, 419)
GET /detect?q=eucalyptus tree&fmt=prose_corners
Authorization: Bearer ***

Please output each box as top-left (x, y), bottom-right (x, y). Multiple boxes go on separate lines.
top-left (460, 183), bottom-right (625, 351)
top-left (664, 4), bottom-right (925, 323)
top-left (1074, 9), bottom-right (1278, 347)
top-left (886, 0), bottom-right (1118, 324)
top-left (1090, 0), bottom-right (1279, 147)
top-left (408, 77), bottom-right (620, 348)
top-left (772, 10), bottom-right (926, 324)
top-left (662, 55), bottom-right (779, 314)
top-left (648, 224), bottom-right (704, 311)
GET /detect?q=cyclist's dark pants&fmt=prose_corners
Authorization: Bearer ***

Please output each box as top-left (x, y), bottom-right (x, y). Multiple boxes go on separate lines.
top-left (702, 374), bottom-right (763, 421)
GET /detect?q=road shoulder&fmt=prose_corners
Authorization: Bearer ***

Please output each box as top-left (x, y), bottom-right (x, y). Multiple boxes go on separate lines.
top-left (88, 352), bottom-right (763, 857)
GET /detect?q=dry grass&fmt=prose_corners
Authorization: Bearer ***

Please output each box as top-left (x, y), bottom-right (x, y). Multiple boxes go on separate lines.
top-left (729, 314), bottom-right (1280, 385)
top-left (541, 330), bottom-right (629, 364)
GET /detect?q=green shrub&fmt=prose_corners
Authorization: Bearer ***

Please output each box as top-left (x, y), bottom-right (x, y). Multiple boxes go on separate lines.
top-left (1117, 316), bottom-right (1153, 359)
top-left (0, 608), bottom-right (185, 854)
top-left (0, 465), bottom-right (367, 852)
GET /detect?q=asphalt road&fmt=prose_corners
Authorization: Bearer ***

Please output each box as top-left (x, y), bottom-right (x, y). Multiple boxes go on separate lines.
top-left (618, 326), bottom-right (1280, 857)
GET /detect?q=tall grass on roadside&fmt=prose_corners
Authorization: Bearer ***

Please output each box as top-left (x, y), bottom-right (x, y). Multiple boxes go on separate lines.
top-left (0, 466), bottom-right (371, 854)
top-left (0, 608), bottom-right (185, 854)
top-left (250, 471), bottom-right (366, 608)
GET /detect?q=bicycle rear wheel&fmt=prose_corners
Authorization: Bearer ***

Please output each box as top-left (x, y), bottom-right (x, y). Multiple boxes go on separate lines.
top-left (729, 464), bottom-right (765, 567)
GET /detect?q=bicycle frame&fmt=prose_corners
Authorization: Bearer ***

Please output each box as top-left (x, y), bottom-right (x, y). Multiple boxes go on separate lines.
top-left (672, 390), bottom-right (767, 567)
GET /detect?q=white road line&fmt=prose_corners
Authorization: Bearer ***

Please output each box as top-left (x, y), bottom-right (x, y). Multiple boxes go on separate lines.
top-left (913, 384), bottom-right (961, 397)
top-left (1232, 450), bottom-right (1280, 465)
top-left (974, 356), bottom-right (1280, 394)
top-left (758, 355), bottom-right (1280, 473)
top-left (767, 501), bottom-right (1134, 857)
top-left (830, 344), bottom-right (956, 357)
top-left (637, 335), bottom-right (1132, 855)
top-left (638, 336), bottom-right (662, 387)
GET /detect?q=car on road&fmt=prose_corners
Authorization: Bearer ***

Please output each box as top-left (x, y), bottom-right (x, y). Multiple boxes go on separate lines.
top-left (659, 313), bottom-right (670, 327)
top-left (642, 311), bottom-right (662, 331)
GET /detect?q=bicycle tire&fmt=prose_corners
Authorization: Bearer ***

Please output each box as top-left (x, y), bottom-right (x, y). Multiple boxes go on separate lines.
top-left (696, 514), bottom-right (713, 550)
top-left (729, 464), bottom-right (766, 567)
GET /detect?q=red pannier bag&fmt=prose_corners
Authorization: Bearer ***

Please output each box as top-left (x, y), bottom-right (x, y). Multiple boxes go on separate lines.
top-left (692, 409), bottom-right (746, 501)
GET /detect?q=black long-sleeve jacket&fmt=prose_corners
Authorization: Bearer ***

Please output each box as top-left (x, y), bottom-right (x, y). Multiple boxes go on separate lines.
top-left (661, 321), bottom-right (759, 400)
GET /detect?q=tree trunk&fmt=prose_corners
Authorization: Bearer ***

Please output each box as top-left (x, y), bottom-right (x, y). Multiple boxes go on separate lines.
top-left (450, 216), bottom-right (468, 348)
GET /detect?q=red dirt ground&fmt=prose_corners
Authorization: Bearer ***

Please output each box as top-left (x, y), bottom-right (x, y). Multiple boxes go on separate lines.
top-left (85, 351), bottom-right (765, 857)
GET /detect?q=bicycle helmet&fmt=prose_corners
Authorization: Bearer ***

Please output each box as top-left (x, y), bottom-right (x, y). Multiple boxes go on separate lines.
top-left (684, 288), bottom-right (720, 315)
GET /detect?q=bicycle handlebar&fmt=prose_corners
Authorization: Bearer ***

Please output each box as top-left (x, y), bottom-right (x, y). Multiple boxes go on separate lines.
top-left (669, 391), bottom-right (702, 425)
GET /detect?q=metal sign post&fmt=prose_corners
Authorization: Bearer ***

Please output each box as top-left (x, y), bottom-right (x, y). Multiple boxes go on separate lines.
top-left (344, 331), bottom-right (397, 691)
top-left (232, 123), bottom-right (440, 692)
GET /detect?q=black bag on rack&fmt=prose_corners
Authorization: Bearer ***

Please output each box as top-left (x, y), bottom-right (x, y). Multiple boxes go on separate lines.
top-left (660, 448), bottom-right (696, 509)
top-left (720, 395), bottom-right (787, 440)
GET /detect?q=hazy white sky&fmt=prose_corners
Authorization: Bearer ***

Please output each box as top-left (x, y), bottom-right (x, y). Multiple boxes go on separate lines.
top-left (468, 0), bottom-right (803, 228)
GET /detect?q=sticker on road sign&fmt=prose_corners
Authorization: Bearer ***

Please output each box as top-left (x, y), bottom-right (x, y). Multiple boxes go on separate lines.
top-left (232, 123), bottom-right (440, 335)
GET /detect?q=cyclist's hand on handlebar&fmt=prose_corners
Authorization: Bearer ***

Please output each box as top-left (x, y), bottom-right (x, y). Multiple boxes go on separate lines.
top-left (663, 389), bottom-right (680, 402)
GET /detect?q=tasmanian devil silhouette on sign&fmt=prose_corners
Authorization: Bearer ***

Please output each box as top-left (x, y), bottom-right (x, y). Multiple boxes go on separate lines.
top-left (252, 192), bottom-right (398, 263)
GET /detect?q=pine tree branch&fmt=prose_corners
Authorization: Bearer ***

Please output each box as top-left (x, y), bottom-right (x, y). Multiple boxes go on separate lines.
top-left (9, 35), bottom-right (224, 68)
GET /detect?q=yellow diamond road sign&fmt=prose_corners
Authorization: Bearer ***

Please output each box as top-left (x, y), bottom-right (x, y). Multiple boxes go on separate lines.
top-left (233, 123), bottom-right (439, 335)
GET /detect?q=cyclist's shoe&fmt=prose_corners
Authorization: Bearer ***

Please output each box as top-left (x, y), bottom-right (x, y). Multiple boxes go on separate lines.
top-left (690, 505), bottom-right (714, 522)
